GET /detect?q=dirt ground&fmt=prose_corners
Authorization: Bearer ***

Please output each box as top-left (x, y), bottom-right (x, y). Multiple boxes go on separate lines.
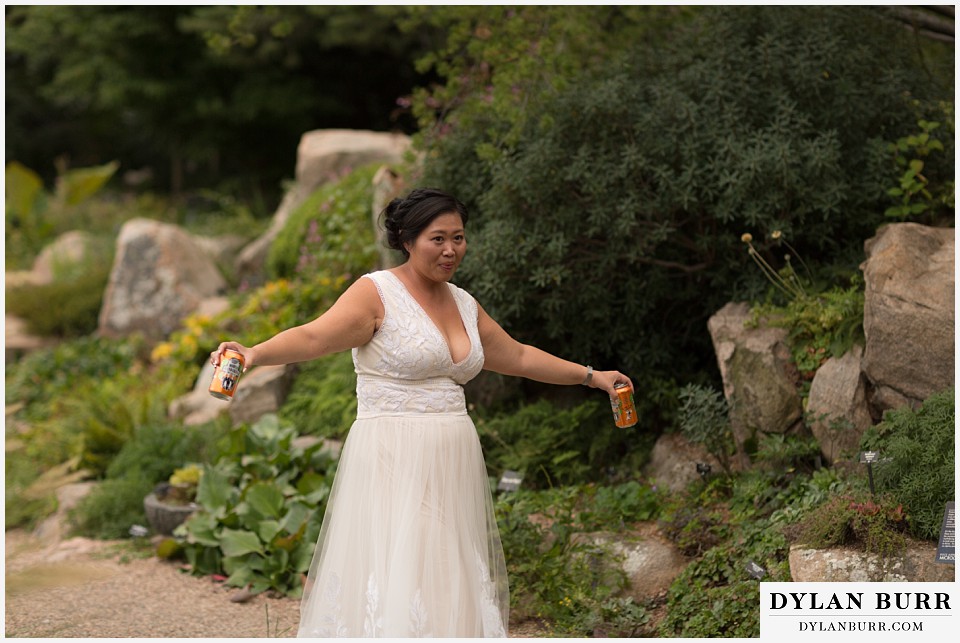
top-left (4, 529), bottom-right (551, 638)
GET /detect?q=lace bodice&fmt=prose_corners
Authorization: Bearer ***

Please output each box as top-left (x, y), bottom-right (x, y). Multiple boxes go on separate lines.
top-left (352, 271), bottom-right (484, 417)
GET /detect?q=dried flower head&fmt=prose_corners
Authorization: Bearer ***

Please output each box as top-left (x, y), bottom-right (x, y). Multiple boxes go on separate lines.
top-left (771, 230), bottom-right (782, 240)
top-left (741, 233), bottom-right (753, 243)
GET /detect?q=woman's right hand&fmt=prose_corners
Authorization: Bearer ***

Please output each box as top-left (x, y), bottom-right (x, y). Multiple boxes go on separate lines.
top-left (211, 341), bottom-right (254, 371)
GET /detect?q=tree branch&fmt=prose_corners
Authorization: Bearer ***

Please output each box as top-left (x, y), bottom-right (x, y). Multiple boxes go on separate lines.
top-left (887, 6), bottom-right (954, 39)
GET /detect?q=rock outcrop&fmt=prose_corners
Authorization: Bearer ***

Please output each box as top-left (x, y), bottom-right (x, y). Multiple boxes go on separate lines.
top-left (806, 345), bottom-right (873, 464)
top-left (236, 129), bottom-right (411, 284)
top-left (228, 364), bottom-right (297, 426)
top-left (32, 230), bottom-right (99, 284)
top-left (707, 302), bottom-right (803, 466)
top-left (789, 541), bottom-right (954, 582)
top-left (860, 223), bottom-right (954, 411)
top-left (645, 432), bottom-right (723, 492)
top-left (98, 219), bottom-right (227, 341)
top-left (574, 528), bottom-right (689, 603)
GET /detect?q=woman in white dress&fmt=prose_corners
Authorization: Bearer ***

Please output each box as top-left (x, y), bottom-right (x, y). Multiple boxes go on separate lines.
top-left (211, 188), bottom-right (633, 638)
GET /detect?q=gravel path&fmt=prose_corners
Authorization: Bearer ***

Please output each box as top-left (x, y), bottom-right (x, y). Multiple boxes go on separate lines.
top-left (5, 530), bottom-right (301, 638)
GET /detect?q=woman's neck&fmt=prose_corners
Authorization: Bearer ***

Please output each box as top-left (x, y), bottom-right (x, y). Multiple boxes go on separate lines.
top-left (394, 262), bottom-right (448, 300)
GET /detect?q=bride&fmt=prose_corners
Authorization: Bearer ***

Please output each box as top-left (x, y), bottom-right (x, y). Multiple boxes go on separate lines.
top-left (211, 188), bottom-right (633, 637)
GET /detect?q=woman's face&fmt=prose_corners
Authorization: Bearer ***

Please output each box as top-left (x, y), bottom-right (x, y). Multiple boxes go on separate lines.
top-left (404, 212), bottom-right (467, 282)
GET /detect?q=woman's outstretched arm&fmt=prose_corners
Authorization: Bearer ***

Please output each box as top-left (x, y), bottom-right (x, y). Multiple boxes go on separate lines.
top-left (477, 303), bottom-right (633, 396)
top-left (211, 277), bottom-right (382, 369)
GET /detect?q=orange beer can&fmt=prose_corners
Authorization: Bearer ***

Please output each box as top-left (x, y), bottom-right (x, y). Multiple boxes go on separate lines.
top-left (209, 349), bottom-right (245, 401)
top-left (611, 382), bottom-right (638, 428)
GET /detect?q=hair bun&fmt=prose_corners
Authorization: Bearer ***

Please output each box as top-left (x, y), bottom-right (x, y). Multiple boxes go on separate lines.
top-left (383, 197), bottom-right (405, 251)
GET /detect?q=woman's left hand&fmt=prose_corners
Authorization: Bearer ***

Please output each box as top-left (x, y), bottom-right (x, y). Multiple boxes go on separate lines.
top-left (589, 370), bottom-right (634, 397)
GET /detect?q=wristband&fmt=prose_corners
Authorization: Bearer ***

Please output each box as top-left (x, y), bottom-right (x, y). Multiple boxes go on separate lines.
top-left (582, 365), bottom-right (593, 386)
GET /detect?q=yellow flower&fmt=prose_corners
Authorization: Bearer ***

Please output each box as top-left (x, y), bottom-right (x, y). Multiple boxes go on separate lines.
top-left (150, 342), bottom-right (174, 363)
top-left (771, 230), bottom-right (782, 240)
top-left (741, 233), bottom-right (753, 243)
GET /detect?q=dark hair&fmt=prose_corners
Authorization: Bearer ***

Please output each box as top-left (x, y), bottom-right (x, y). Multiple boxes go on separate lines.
top-left (380, 188), bottom-right (469, 257)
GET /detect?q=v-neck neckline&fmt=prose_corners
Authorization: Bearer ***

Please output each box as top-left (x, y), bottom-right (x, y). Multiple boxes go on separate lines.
top-left (385, 270), bottom-right (473, 366)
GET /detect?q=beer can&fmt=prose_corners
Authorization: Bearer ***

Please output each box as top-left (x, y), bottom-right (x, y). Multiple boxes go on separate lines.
top-left (611, 382), bottom-right (638, 428)
top-left (209, 349), bottom-right (245, 401)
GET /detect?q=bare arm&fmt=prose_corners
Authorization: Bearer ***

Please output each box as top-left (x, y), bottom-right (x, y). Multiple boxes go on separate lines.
top-left (211, 277), bottom-right (383, 368)
top-left (477, 303), bottom-right (633, 396)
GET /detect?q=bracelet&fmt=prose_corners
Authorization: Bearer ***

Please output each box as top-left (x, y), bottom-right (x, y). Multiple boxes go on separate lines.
top-left (582, 365), bottom-right (593, 386)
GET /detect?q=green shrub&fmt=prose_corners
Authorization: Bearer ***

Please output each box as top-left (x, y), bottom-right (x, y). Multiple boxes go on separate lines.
top-left (495, 487), bottom-right (634, 636)
top-left (69, 419), bottom-right (229, 540)
top-left (5, 160), bottom-right (118, 269)
top-left (476, 398), bottom-right (654, 488)
top-left (6, 259), bottom-right (112, 337)
top-left (659, 515), bottom-right (791, 637)
top-left (795, 492), bottom-right (908, 558)
top-left (423, 5), bottom-right (951, 404)
top-left (859, 388), bottom-right (954, 540)
top-left (659, 497), bottom-right (732, 557)
top-left (68, 475), bottom-right (155, 541)
top-left (178, 415), bottom-right (336, 597)
top-left (677, 384), bottom-right (735, 474)
top-left (884, 101), bottom-right (955, 223)
top-left (154, 273), bottom-right (352, 369)
top-left (6, 335), bottom-right (144, 419)
top-left (279, 351), bottom-right (357, 440)
top-left (266, 163), bottom-right (382, 280)
top-left (4, 454), bottom-right (59, 530)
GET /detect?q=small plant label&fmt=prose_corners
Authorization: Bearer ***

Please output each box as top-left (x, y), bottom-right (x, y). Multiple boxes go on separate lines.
top-left (936, 501), bottom-right (954, 564)
top-left (745, 560), bottom-right (766, 580)
top-left (497, 470), bottom-right (523, 492)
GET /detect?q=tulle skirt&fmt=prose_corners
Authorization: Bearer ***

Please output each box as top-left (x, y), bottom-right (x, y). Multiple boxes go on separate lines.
top-left (297, 413), bottom-right (509, 638)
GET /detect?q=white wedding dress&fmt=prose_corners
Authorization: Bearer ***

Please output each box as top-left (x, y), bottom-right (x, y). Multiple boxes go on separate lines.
top-left (297, 270), bottom-right (509, 638)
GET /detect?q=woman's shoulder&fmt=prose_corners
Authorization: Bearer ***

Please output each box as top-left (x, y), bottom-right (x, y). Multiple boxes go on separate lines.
top-left (446, 280), bottom-right (478, 311)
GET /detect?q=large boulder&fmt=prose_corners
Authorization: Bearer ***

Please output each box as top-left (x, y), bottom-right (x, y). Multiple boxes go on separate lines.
top-left (168, 362), bottom-right (228, 427)
top-left (789, 541), bottom-right (953, 582)
top-left (32, 230), bottom-right (99, 284)
top-left (98, 219), bottom-right (227, 341)
top-left (236, 129), bottom-right (411, 284)
top-left (806, 345), bottom-right (874, 464)
top-left (707, 302), bottom-right (804, 466)
top-left (645, 432), bottom-right (723, 493)
top-left (573, 527), bottom-right (689, 603)
top-left (371, 165), bottom-right (406, 269)
top-left (228, 364), bottom-right (297, 426)
top-left (860, 223), bottom-right (954, 411)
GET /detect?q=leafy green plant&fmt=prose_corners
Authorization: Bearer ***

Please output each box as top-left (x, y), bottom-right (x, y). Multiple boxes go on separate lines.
top-left (494, 487), bottom-right (633, 636)
top-left (152, 273), bottom-right (351, 368)
top-left (5, 160), bottom-right (119, 268)
top-left (6, 258), bottom-right (112, 338)
top-left (658, 476), bottom-right (733, 556)
top-left (659, 508), bottom-right (791, 638)
top-left (266, 163), bottom-right (382, 281)
top-left (859, 388), bottom-right (954, 540)
top-left (476, 398), bottom-right (653, 488)
top-left (743, 231), bottom-right (865, 380)
top-left (177, 415), bottom-right (336, 597)
top-left (68, 419), bottom-right (227, 539)
top-left (279, 351), bottom-right (357, 440)
top-left (677, 384), bottom-right (735, 474)
top-left (422, 5), bottom-right (948, 396)
top-left (575, 481), bottom-right (662, 531)
top-left (6, 335), bottom-right (144, 418)
top-left (885, 103), bottom-right (955, 221)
